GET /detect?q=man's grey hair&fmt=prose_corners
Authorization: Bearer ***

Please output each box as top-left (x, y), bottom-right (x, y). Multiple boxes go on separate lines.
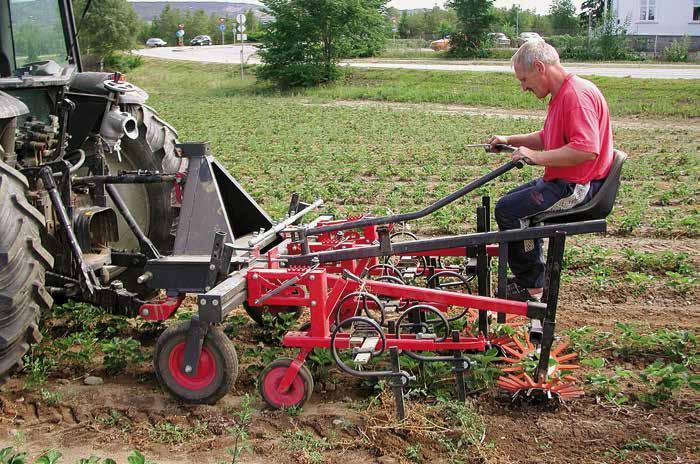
top-left (511, 39), bottom-right (560, 70)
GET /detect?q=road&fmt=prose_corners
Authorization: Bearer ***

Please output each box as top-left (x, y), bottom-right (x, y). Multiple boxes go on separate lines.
top-left (134, 45), bottom-right (700, 79)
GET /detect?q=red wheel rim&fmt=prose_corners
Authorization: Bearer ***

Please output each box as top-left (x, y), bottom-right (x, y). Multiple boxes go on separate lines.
top-left (262, 366), bottom-right (305, 407)
top-left (168, 342), bottom-right (216, 390)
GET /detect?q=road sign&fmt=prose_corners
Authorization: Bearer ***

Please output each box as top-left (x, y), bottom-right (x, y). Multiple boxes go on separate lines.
top-left (219, 23), bottom-right (226, 31)
top-left (176, 29), bottom-right (184, 38)
top-left (236, 13), bottom-right (246, 24)
top-left (219, 17), bottom-right (226, 23)
top-left (236, 34), bottom-right (247, 41)
top-left (237, 24), bottom-right (246, 33)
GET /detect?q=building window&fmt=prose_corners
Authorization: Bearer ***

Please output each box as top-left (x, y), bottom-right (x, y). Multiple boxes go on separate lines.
top-left (694, 0), bottom-right (700, 21)
top-left (639, 0), bottom-right (656, 21)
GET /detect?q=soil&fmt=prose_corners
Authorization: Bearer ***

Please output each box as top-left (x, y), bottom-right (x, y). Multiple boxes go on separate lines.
top-left (0, 242), bottom-right (697, 464)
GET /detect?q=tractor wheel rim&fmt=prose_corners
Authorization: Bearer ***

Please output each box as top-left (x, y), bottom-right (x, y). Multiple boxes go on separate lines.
top-left (168, 342), bottom-right (216, 390)
top-left (263, 366), bottom-right (304, 407)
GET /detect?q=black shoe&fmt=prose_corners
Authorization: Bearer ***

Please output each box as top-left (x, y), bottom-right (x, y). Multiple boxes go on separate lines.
top-left (506, 281), bottom-right (540, 302)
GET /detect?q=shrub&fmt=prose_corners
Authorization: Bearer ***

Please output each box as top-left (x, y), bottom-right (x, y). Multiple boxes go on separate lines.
top-left (662, 35), bottom-right (691, 62)
top-left (103, 52), bottom-right (144, 72)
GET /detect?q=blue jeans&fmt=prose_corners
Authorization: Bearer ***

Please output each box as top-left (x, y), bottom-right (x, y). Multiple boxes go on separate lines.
top-left (494, 177), bottom-right (603, 289)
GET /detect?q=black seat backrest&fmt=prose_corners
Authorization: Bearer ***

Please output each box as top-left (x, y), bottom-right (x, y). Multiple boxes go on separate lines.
top-left (530, 150), bottom-right (627, 224)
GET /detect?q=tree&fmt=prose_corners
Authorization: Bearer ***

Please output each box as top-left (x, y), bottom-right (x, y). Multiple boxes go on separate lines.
top-left (257, 0), bottom-right (388, 88)
top-left (549, 0), bottom-right (579, 35)
top-left (446, 0), bottom-right (495, 58)
top-left (579, 0), bottom-right (607, 28)
top-left (149, 5), bottom-right (184, 45)
top-left (73, 0), bottom-right (143, 65)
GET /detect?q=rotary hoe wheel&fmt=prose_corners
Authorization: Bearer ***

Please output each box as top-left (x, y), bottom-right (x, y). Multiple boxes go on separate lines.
top-left (496, 333), bottom-right (584, 401)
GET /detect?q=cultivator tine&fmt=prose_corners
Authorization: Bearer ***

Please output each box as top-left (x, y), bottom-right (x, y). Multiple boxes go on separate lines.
top-left (451, 331), bottom-right (468, 402)
top-left (389, 347), bottom-right (406, 421)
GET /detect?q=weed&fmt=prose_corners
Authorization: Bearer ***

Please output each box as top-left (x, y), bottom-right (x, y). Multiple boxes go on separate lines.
top-left (565, 326), bottom-right (612, 355)
top-left (621, 435), bottom-right (674, 451)
top-left (665, 271), bottom-right (697, 293)
top-left (465, 348), bottom-right (502, 393)
top-left (40, 388), bottom-right (63, 407)
top-left (613, 323), bottom-right (697, 365)
top-left (281, 430), bottom-right (332, 464)
top-left (405, 443), bottom-right (423, 462)
top-left (219, 426), bottom-right (253, 464)
top-left (147, 420), bottom-right (209, 445)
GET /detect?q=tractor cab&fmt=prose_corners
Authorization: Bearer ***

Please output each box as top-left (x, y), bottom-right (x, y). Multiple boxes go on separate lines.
top-left (0, 0), bottom-right (81, 79)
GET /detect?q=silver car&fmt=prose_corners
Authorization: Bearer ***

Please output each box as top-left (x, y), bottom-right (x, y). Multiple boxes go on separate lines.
top-left (488, 32), bottom-right (511, 47)
top-left (146, 38), bottom-right (167, 47)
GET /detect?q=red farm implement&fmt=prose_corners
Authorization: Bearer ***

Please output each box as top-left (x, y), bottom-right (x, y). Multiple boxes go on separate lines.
top-left (130, 142), bottom-right (625, 416)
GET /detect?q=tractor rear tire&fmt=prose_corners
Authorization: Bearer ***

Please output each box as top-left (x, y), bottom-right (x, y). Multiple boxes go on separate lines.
top-left (111, 105), bottom-right (185, 297)
top-left (0, 160), bottom-right (54, 382)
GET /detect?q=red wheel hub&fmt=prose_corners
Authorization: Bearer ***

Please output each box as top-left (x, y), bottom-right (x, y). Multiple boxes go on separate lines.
top-left (262, 366), bottom-right (305, 407)
top-left (168, 342), bottom-right (216, 390)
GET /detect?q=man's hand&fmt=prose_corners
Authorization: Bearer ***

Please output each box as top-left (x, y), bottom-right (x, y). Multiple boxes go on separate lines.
top-left (487, 135), bottom-right (509, 152)
top-left (512, 146), bottom-right (539, 165)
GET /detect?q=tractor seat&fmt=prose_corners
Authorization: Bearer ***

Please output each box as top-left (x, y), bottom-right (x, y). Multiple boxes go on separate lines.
top-left (530, 150), bottom-right (627, 225)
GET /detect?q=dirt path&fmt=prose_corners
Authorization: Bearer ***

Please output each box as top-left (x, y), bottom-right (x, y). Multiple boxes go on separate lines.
top-left (303, 99), bottom-right (700, 131)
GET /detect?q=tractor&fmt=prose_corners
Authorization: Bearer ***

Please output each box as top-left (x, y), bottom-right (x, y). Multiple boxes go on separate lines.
top-left (0, 0), bottom-right (187, 379)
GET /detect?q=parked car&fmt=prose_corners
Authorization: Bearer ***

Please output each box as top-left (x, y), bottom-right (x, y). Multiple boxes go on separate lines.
top-left (518, 32), bottom-right (542, 46)
top-left (146, 38), bottom-right (167, 48)
top-left (429, 36), bottom-right (450, 51)
top-left (190, 35), bottom-right (213, 46)
top-left (488, 32), bottom-right (511, 47)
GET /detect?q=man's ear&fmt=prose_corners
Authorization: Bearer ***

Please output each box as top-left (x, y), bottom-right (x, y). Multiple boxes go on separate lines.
top-left (534, 60), bottom-right (546, 75)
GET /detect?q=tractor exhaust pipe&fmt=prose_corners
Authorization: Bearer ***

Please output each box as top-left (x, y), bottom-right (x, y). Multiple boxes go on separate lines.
top-left (100, 106), bottom-right (138, 152)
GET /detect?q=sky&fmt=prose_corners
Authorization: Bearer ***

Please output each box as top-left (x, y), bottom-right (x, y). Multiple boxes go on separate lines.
top-left (129, 1), bottom-right (586, 15)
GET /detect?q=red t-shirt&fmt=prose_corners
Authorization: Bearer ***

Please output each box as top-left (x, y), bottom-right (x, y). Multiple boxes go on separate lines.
top-left (540, 74), bottom-right (613, 184)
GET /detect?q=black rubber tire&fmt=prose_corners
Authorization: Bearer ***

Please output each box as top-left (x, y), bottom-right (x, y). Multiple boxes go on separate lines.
top-left (242, 301), bottom-right (302, 327)
top-left (111, 104), bottom-right (185, 297)
top-left (154, 321), bottom-right (238, 404)
top-left (0, 160), bottom-right (54, 381)
top-left (258, 358), bottom-right (314, 409)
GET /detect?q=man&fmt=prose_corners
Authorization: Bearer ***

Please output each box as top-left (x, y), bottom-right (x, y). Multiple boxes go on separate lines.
top-left (488, 39), bottom-right (613, 302)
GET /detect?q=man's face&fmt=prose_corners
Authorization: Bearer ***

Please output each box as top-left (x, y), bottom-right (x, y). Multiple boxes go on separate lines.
top-left (514, 62), bottom-right (549, 99)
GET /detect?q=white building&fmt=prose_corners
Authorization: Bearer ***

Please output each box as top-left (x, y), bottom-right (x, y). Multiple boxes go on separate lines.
top-left (613, 0), bottom-right (700, 50)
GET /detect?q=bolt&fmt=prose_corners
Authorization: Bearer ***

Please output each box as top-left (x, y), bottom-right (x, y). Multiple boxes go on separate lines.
top-left (310, 300), bottom-right (317, 306)
top-left (209, 264), bottom-right (216, 271)
top-left (309, 275), bottom-right (315, 281)
top-left (252, 274), bottom-right (258, 280)
top-left (200, 298), bottom-right (207, 305)
top-left (141, 308), bottom-right (150, 317)
top-left (184, 365), bottom-right (192, 374)
top-left (212, 299), bottom-right (219, 306)
top-left (205, 286), bottom-right (211, 291)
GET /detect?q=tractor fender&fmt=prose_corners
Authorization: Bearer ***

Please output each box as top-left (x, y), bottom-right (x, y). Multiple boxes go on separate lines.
top-left (0, 90), bottom-right (29, 119)
top-left (69, 72), bottom-right (149, 104)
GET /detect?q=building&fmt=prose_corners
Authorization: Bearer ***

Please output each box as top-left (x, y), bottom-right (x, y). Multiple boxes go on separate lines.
top-left (613, 0), bottom-right (700, 51)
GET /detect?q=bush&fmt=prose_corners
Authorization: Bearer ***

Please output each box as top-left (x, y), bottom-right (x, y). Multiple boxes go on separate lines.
top-left (662, 35), bottom-right (691, 62)
top-left (103, 52), bottom-right (144, 72)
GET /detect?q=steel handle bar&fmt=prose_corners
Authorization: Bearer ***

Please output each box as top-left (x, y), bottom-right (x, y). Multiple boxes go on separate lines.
top-left (304, 158), bottom-right (522, 237)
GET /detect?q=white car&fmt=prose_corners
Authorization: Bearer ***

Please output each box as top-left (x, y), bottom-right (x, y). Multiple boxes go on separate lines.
top-left (146, 38), bottom-right (167, 48)
top-left (518, 32), bottom-right (542, 45)
top-left (488, 32), bottom-right (511, 47)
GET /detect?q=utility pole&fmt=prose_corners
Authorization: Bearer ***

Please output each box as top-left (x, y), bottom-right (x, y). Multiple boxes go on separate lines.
top-left (516, 9), bottom-right (519, 37)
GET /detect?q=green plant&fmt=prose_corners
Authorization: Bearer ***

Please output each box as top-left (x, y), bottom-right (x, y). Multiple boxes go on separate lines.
top-left (585, 367), bottom-right (631, 405)
top-left (639, 361), bottom-right (698, 406)
top-left (405, 443), bottom-right (423, 462)
top-left (220, 426), bottom-right (253, 464)
top-left (624, 271), bottom-right (653, 296)
top-left (103, 52), bottom-right (144, 72)
top-left (100, 337), bottom-right (145, 374)
top-left (148, 420), bottom-right (209, 445)
top-left (662, 35), bottom-right (691, 62)
top-left (281, 430), bottom-right (332, 464)
top-left (40, 388), bottom-right (63, 407)
top-left (258, 311), bottom-right (299, 343)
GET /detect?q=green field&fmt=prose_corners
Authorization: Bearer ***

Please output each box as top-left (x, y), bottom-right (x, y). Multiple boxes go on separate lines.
top-left (128, 60), bottom-right (698, 237)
